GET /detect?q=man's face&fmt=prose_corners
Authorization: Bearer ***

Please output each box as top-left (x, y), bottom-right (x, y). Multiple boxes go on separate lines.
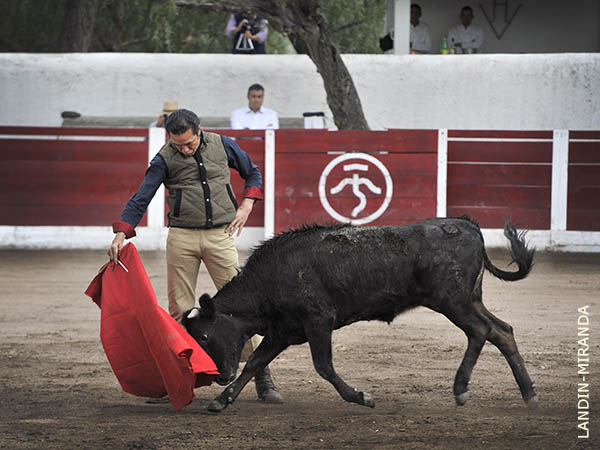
top-left (247, 89), bottom-right (264, 112)
top-left (171, 126), bottom-right (200, 157)
top-left (410, 6), bottom-right (421, 25)
top-left (460, 9), bottom-right (473, 27)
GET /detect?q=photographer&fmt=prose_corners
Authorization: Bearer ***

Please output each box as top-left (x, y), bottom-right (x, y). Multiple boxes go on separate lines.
top-left (225, 12), bottom-right (268, 54)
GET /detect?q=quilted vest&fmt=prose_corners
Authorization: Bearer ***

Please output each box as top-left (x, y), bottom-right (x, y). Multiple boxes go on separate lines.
top-left (159, 131), bottom-right (237, 228)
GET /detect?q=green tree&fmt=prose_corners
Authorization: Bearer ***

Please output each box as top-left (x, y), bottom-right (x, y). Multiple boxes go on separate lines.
top-left (0, 0), bottom-right (388, 129)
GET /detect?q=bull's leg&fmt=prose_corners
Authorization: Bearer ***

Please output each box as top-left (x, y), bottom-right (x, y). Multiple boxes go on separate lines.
top-left (304, 319), bottom-right (375, 408)
top-left (438, 302), bottom-right (491, 406)
top-left (454, 333), bottom-right (487, 405)
top-left (207, 336), bottom-right (286, 413)
top-left (475, 303), bottom-right (538, 408)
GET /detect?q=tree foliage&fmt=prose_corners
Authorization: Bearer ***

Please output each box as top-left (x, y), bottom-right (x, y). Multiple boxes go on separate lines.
top-left (0, 0), bottom-right (387, 129)
top-left (0, 0), bottom-right (385, 54)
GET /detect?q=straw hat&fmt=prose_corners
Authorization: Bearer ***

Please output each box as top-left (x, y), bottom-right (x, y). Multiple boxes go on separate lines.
top-left (162, 101), bottom-right (178, 114)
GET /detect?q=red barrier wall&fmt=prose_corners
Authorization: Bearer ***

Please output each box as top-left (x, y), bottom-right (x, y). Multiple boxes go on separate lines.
top-left (3, 127), bottom-right (598, 234)
top-left (568, 131), bottom-right (600, 231)
top-left (0, 127), bottom-right (148, 226)
top-left (447, 130), bottom-right (553, 229)
top-left (274, 129), bottom-right (438, 233)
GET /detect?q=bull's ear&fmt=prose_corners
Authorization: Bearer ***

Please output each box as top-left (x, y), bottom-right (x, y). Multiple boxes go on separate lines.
top-left (199, 293), bottom-right (216, 317)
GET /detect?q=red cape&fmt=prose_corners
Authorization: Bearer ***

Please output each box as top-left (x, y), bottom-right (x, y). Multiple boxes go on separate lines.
top-left (84, 243), bottom-right (218, 410)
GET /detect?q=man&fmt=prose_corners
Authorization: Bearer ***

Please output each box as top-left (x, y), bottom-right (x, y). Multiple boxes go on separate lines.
top-left (108, 109), bottom-right (283, 404)
top-left (447, 6), bottom-right (484, 54)
top-left (230, 84), bottom-right (279, 130)
top-left (410, 4), bottom-right (431, 54)
top-left (225, 12), bottom-right (269, 54)
top-left (149, 101), bottom-right (178, 128)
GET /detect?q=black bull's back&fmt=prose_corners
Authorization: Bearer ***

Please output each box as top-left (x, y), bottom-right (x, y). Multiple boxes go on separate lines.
top-left (183, 217), bottom-right (537, 413)
top-left (308, 218), bottom-right (485, 326)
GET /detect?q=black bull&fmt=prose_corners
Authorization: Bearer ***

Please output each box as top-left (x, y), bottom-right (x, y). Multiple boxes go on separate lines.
top-left (183, 217), bottom-right (538, 413)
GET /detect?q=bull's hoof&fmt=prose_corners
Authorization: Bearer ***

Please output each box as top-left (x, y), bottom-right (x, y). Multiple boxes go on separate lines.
top-left (455, 391), bottom-right (470, 406)
top-left (207, 398), bottom-right (227, 413)
top-left (525, 394), bottom-right (539, 409)
top-left (362, 392), bottom-right (375, 408)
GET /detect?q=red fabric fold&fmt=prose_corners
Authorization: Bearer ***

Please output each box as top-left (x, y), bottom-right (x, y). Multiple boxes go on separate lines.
top-left (84, 243), bottom-right (218, 411)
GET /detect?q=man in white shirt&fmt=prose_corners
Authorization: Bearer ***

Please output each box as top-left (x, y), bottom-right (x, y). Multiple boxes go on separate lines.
top-left (447, 6), bottom-right (484, 54)
top-left (230, 84), bottom-right (279, 130)
top-left (410, 4), bottom-right (431, 54)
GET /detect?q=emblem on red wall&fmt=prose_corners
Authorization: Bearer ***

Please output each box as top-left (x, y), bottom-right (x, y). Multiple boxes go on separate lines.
top-left (318, 153), bottom-right (393, 225)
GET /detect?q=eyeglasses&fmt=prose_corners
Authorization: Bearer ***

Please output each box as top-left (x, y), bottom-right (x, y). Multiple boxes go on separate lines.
top-left (172, 134), bottom-right (199, 151)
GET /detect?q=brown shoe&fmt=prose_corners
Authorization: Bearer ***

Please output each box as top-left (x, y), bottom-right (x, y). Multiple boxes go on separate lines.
top-left (255, 366), bottom-right (284, 404)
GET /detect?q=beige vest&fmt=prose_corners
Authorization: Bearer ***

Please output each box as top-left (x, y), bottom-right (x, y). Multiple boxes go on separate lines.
top-left (159, 131), bottom-right (237, 228)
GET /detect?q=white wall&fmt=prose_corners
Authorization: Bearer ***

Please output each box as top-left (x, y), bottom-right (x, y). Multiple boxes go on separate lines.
top-left (0, 52), bottom-right (599, 131)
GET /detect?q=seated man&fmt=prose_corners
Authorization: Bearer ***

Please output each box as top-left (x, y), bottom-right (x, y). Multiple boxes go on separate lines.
top-left (447, 6), bottom-right (484, 53)
top-left (230, 84), bottom-right (279, 130)
top-left (149, 101), bottom-right (178, 128)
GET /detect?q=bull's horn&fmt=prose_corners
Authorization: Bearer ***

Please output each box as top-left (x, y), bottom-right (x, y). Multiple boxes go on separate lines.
top-left (187, 308), bottom-right (200, 319)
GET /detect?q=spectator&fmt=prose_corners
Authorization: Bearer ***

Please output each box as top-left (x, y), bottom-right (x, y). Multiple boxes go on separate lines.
top-left (108, 109), bottom-right (284, 405)
top-left (410, 4), bottom-right (431, 54)
top-left (230, 84), bottom-right (279, 130)
top-left (149, 101), bottom-right (178, 128)
top-left (447, 6), bottom-right (484, 54)
top-left (225, 12), bottom-right (268, 54)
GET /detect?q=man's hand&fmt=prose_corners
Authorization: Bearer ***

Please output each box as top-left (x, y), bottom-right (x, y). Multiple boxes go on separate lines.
top-left (108, 232), bottom-right (126, 264)
top-left (234, 18), bottom-right (249, 34)
top-left (225, 198), bottom-right (254, 237)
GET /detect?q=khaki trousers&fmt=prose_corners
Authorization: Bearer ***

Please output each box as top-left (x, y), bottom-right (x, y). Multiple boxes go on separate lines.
top-left (166, 226), bottom-right (262, 351)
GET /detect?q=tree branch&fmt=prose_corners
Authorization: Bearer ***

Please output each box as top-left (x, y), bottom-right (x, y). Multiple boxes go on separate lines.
top-left (332, 19), bottom-right (367, 34)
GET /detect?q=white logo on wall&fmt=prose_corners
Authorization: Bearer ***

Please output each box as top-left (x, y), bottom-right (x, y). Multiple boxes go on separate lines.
top-left (318, 153), bottom-right (393, 225)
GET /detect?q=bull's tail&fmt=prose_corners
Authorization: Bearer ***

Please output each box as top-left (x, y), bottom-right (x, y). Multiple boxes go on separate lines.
top-left (483, 218), bottom-right (535, 282)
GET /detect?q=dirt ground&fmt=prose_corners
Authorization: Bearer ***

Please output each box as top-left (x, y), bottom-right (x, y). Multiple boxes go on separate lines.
top-left (0, 246), bottom-right (598, 450)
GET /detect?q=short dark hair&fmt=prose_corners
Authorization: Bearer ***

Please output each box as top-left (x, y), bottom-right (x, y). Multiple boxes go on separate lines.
top-left (461, 6), bottom-right (473, 14)
top-left (248, 83), bottom-right (264, 94)
top-left (411, 4), bottom-right (421, 13)
top-left (165, 109), bottom-right (200, 135)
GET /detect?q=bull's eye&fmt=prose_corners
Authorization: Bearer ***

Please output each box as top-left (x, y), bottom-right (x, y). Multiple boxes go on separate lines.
top-left (200, 334), bottom-right (208, 342)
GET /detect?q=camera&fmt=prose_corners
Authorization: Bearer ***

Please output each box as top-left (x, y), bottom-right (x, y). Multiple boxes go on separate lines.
top-left (240, 17), bottom-right (257, 34)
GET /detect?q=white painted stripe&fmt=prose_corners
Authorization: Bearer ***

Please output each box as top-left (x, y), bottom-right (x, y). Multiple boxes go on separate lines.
top-left (448, 161), bottom-right (551, 166)
top-left (437, 129), bottom-right (448, 218)
top-left (147, 128), bottom-right (166, 227)
top-left (569, 139), bottom-right (600, 143)
top-left (0, 134), bottom-right (146, 142)
top-left (1, 226), bottom-right (597, 252)
top-left (448, 137), bottom-right (552, 142)
top-left (551, 130), bottom-right (569, 231)
top-left (264, 130), bottom-right (276, 240)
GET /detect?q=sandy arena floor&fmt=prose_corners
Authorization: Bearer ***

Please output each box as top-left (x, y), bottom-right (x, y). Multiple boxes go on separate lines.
top-left (0, 246), bottom-right (598, 449)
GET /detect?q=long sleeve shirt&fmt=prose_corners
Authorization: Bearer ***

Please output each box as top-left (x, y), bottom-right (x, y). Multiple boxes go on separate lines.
top-left (225, 14), bottom-right (268, 43)
top-left (114, 134), bottom-right (263, 238)
top-left (230, 106), bottom-right (279, 130)
top-left (447, 24), bottom-right (484, 53)
top-left (410, 22), bottom-right (432, 53)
